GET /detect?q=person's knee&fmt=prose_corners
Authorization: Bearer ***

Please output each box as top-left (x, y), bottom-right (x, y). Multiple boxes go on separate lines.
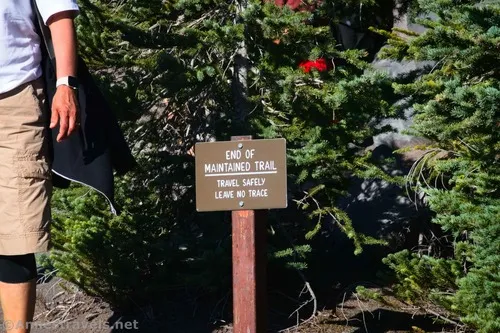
top-left (0, 254), bottom-right (37, 283)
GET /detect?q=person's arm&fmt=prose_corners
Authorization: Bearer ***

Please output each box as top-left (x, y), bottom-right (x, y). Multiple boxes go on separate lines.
top-left (47, 11), bottom-right (79, 142)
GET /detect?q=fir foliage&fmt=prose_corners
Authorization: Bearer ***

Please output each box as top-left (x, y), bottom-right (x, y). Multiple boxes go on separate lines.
top-left (380, 1), bottom-right (499, 331)
top-left (49, 0), bottom-right (403, 310)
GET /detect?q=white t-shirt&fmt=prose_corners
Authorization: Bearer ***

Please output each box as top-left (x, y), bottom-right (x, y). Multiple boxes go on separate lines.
top-left (0, 0), bottom-right (79, 94)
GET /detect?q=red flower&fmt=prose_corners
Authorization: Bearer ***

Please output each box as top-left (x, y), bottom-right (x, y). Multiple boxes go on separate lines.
top-left (299, 58), bottom-right (328, 73)
top-left (273, 0), bottom-right (322, 12)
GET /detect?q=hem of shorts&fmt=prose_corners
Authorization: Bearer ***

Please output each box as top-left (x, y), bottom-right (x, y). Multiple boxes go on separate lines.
top-left (0, 231), bottom-right (50, 255)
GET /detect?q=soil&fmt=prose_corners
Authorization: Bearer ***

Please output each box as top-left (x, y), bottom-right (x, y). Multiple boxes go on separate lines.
top-left (0, 278), bottom-right (455, 333)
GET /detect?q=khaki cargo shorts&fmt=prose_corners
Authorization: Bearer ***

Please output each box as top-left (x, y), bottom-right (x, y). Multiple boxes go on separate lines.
top-left (0, 77), bottom-right (52, 255)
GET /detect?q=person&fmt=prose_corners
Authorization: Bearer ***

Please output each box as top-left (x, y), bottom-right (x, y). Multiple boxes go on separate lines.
top-left (0, 1), bottom-right (80, 332)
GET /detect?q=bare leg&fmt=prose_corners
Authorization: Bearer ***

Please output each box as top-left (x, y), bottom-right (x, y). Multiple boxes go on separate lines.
top-left (0, 279), bottom-right (36, 333)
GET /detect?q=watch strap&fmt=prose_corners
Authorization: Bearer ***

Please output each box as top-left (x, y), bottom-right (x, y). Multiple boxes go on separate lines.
top-left (56, 76), bottom-right (79, 89)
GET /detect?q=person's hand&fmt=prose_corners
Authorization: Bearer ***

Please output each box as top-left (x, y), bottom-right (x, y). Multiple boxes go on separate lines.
top-left (50, 85), bottom-right (79, 142)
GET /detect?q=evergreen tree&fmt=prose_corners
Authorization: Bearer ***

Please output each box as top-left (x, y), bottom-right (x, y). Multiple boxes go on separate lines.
top-left (379, 1), bottom-right (499, 331)
top-left (50, 0), bottom-right (404, 310)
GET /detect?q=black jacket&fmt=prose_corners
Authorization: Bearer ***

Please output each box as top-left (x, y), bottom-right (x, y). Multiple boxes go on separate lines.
top-left (33, 3), bottom-right (136, 214)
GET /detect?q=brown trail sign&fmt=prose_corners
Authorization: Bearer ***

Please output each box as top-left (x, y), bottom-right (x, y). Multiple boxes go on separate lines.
top-left (195, 138), bottom-right (287, 212)
top-left (195, 137), bottom-right (287, 333)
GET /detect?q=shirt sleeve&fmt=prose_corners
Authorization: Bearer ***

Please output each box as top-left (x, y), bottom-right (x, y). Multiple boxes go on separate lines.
top-left (35, 0), bottom-right (80, 25)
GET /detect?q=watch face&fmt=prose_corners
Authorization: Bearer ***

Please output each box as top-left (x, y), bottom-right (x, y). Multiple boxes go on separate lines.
top-left (68, 76), bottom-right (79, 89)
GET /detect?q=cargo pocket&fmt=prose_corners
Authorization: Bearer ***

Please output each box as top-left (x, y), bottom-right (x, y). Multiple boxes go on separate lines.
top-left (17, 154), bottom-right (50, 182)
top-left (15, 154), bottom-right (52, 232)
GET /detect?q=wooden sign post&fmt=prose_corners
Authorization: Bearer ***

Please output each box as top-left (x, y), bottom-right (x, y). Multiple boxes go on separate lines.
top-left (195, 136), bottom-right (287, 333)
top-left (231, 135), bottom-right (266, 333)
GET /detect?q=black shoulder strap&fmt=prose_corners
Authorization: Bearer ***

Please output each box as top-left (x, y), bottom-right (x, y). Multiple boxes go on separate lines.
top-left (32, 0), bottom-right (56, 64)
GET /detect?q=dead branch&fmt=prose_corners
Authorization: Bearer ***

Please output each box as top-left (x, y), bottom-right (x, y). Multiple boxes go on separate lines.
top-left (354, 292), bottom-right (372, 333)
top-left (424, 308), bottom-right (464, 328)
top-left (275, 219), bottom-right (319, 332)
top-left (340, 292), bottom-right (349, 327)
